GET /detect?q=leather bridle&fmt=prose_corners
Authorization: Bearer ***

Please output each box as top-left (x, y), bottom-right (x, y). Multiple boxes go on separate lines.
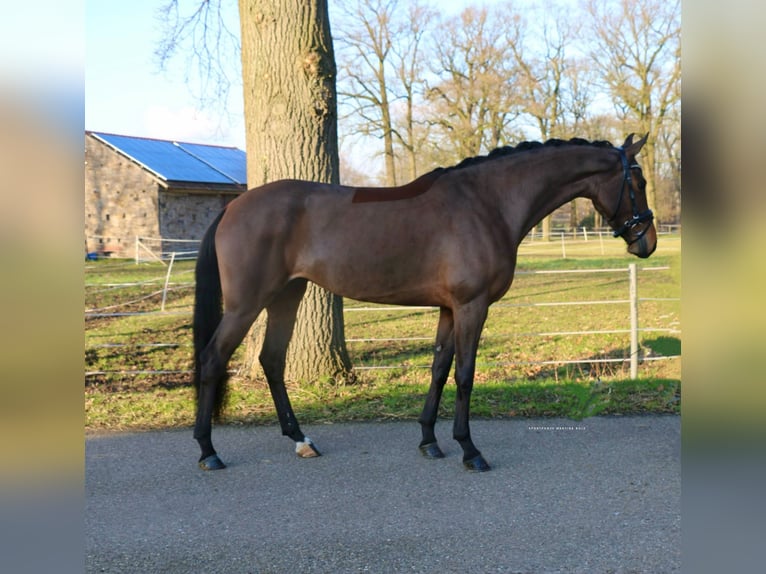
top-left (609, 147), bottom-right (654, 243)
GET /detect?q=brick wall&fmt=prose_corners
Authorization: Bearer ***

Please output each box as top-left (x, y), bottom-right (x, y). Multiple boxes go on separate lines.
top-left (85, 135), bottom-right (161, 256)
top-left (158, 191), bottom-right (232, 248)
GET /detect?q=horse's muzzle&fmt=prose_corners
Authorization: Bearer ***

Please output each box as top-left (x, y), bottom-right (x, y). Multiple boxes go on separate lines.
top-left (627, 226), bottom-right (657, 258)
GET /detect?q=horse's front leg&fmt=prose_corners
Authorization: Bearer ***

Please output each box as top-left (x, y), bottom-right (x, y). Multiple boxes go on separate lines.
top-left (418, 307), bottom-right (455, 459)
top-left (452, 301), bottom-right (491, 472)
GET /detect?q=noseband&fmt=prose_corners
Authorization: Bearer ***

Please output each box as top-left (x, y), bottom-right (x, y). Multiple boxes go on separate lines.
top-left (610, 148), bottom-right (654, 242)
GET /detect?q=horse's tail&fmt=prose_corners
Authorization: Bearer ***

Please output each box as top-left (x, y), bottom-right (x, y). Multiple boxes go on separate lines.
top-left (193, 209), bottom-right (227, 417)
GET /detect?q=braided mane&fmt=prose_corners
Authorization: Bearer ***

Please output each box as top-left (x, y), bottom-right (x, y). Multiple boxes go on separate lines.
top-left (433, 137), bottom-right (615, 177)
top-left (351, 137), bottom-right (616, 204)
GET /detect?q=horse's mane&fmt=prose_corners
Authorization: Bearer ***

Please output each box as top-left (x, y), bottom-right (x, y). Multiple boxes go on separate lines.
top-left (351, 137), bottom-right (616, 204)
top-left (429, 137), bottom-right (616, 177)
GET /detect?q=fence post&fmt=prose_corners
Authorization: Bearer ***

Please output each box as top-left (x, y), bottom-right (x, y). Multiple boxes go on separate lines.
top-left (560, 232), bottom-right (567, 258)
top-left (629, 263), bottom-right (638, 378)
top-left (135, 237), bottom-right (166, 265)
top-left (161, 252), bottom-right (176, 312)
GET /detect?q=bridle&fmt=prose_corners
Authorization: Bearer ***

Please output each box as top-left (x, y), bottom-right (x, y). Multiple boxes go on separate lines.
top-left (609, 147), bottom-right (654, 243)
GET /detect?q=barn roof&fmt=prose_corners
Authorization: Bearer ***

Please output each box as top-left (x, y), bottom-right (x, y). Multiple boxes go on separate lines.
top-left (88, 131), bottom-right (246, 186)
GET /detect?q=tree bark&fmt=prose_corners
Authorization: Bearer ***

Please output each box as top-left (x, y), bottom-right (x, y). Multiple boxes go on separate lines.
top-left (238, 0), bottom-right (352, 383)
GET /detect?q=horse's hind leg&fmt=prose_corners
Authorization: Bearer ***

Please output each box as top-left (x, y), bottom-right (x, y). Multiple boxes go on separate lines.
top-left (196, 310), bottom-right (260, 470)
top-left (418, 307), bottom-right (455, 459)
top-left (260, 279), bottom-right (321, 458)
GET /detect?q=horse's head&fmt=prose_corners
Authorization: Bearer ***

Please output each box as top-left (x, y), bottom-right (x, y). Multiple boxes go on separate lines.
top-left (594, 134), bottom-right (657, 258)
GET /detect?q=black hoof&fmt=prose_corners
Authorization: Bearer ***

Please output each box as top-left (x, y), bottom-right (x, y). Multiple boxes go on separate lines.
top-left (419, 442), bottom-right (445, 459)
top-left (463, 454), bottom-right (491, 472)
top-left (199, 454), bottom-right (226, 470)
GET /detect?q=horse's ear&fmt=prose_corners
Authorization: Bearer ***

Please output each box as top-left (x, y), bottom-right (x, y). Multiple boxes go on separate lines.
top-left (624, 133), bottom-right (648, 157)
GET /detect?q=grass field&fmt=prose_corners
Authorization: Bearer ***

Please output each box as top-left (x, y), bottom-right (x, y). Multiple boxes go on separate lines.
top-left (85, 234), bottom-right (681, 432)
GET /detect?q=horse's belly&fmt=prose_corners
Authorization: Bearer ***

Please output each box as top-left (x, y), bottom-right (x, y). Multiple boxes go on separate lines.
top-left (295, 243), bottom-right (444, 306)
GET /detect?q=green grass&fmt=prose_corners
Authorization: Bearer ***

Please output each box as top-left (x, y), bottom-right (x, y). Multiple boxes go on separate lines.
top-left (84, 375), bottom-right (680, 432)
top-left (85, 235), bottom-right (681, 432)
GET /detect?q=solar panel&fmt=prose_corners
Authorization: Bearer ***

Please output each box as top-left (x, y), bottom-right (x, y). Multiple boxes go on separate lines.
top-left (177, 142), bottom-right (247, 185)
top-left (91, 132), bottom-right (246, 185)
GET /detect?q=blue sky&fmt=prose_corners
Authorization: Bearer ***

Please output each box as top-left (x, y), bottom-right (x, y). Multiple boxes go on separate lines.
top-left (85, 0), bottom-right (240, 146)
top-left (85, 0), bottom-right (511, 150)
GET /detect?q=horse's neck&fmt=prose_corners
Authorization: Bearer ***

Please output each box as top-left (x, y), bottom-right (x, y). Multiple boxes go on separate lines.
top-left (492, 152), bottom-right (601, 241)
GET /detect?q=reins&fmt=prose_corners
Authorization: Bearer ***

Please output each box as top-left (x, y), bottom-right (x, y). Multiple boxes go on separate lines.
top-left (609, 147), bottom-right (654, 243)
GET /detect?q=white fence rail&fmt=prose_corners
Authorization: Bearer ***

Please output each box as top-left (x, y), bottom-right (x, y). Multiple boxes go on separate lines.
top-left (134, 237), bottom-right (201, 264)
top-left (343, 264), bottom-right (676, 378)
top-left (85, 264), bottom-right (680, 378)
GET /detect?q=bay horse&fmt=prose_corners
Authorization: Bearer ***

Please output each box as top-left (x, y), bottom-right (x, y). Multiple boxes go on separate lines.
top-left (193, 134), bottom-right (656, 471)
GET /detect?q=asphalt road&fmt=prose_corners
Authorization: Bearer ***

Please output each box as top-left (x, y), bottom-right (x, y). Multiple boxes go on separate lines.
top-left (86, 416), bottom-right (680, 573)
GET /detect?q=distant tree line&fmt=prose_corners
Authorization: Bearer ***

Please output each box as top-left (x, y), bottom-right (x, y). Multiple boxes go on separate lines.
top-left (333, 0), bottom-right (681, 227)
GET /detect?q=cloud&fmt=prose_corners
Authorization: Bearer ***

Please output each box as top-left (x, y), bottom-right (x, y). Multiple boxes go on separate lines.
top-left (142, 105), bottom-right (239, 146)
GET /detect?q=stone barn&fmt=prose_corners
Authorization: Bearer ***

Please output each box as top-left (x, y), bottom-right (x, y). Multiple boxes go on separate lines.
top-left (84, 131), bottom-right (246, 258)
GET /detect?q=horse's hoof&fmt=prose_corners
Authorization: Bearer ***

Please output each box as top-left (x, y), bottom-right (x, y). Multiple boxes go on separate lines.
top-left (419, 442), bottom-right (445, 459)
top-left (295, 438), bottom-right (321, 458)
top-left (463, 454), bottom-right (491, 472)
top-left (199, 454), bottom-right (226, 471)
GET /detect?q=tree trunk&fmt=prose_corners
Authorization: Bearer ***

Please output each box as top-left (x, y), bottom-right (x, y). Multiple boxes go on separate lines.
top-left (238, 0), bottom-right (352, 383)
top-left (642, 137), bottom-right (659, 226)
top-left (570, 200), bottom-right (579, 231)
top-left (381, 85), bottom-right (397, 186)
top-left (542, 214), bottom-right (551, 241)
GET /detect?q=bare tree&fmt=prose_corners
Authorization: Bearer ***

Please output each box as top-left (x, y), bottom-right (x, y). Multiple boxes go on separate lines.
top-left (335, 0), bottom-right (398, 185)
top-left (586, 0), bottom-right (681, 223)
top-left (425, 4), bottom-right (525, 163)
top-left (656, 102), bottom-right (681, 222)
top-left (335, 0), bottom-right (435, 185)
top-left (512, 7), bottom-right (568, 141)
top-left (155, 0), bottom-right (241, 112)
top-left (387, 1), bottom-right (436, 181)
top-left (511, 3), bottom-right (585, 236)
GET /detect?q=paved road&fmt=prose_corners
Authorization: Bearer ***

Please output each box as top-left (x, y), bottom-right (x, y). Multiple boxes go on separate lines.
top-left (86, 416), bottom-right (680, 573)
